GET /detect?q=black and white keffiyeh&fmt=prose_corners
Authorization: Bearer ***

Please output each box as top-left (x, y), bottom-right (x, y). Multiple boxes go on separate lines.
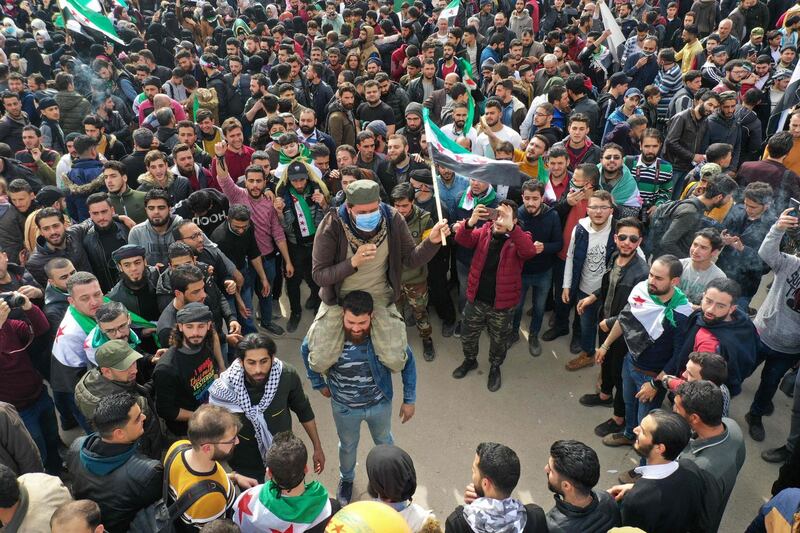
top-left (209, 358), bottom-right (283, 461)
top-left (462, 497), bottom-right (528, 533)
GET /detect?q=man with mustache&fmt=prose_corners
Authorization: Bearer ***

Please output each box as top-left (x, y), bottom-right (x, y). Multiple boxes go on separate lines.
top-left (210, 332), bottom-right (324, 484)
top-left (664, 91), bottom-right (720, 196)
top-left (106, 244), bottom-right (161, 322)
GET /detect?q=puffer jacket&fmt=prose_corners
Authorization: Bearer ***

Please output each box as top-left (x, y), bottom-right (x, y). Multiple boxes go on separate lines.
top-left (64, 158), bottom-right (105, 222)
top-left (312, 203), bottom-right (440, 306)
top-left (67, 434), bottom-right (162, 533)
top-left (54, 90), bottom-right (92, 135)
top-left (136, 171), bottom-right (192, 205)
top-left (74, 370), bottom-right (164, 459)
top-left (455, 221), bottom-right (537, 310)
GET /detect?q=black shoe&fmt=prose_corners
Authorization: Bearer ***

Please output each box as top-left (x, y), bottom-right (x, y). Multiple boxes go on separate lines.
top-left (580, 393), bottom-right (614, 407)
top-left (422, 338), bottom-right (436, 361)
top-left (442, 321), bottom-right (456, 338)
top-left (528, 336), bottom-right (542, 357)
top-left (746, 413), bottom-right (766, 442)
top-left (594, 418), bottom-right (625, 437)
top-left (569, 335), bottom-right (582, 355)
top-left (764, 401), bottom-right (776, 416)
top-left (762, 445), bottom-right (792, 463)
top-left (452, 359), bottom-right (478, 379)
top-left (286, 313), bottom-right (301, 333)
top-left (262, 322), bottom-right (285, 336)
top-left (337, 480), bottom-right (353, 507)
top-left (507, 330), bottom-right (520, 348)
top-left (304, 296), bottom-right (320, 310)
top-left (454, 321), bottom-right (462, 338)
top-left (541, 327), bottom-right (568, 342)
top-left (60, 418), bottom-right (79, 432)
top-left (487, 365), bottom-right (501, 392)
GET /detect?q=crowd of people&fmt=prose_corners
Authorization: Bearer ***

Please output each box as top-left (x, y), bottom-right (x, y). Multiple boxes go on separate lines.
top-left (1, 0), bottom-right (800, 530)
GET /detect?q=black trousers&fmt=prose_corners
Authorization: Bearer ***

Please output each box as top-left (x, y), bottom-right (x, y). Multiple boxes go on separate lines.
top-left (599, 327), bottom-right (626, 419)
top-left (427, 245), bottom-right (457, 324)
top-left (286, 242), bottom-right (320, 315)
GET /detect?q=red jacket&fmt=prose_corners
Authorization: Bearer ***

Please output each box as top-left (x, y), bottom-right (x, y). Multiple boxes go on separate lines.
top-left (455, 222), bottom-right (537, 310)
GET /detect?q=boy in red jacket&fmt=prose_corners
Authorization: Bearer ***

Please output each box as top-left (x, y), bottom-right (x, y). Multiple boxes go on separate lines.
top-left (452, 200), bottom-right (537, 392)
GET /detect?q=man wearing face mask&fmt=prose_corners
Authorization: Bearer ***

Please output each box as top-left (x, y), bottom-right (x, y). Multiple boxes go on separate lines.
top-left (308, 180), bottom-right (449, 388)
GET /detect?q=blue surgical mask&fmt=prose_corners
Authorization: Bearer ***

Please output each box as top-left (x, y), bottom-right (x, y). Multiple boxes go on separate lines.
top-left (354, 210), bottom-right (382, 231)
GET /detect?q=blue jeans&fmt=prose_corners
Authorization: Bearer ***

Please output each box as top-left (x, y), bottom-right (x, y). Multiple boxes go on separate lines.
top-left (577, 289), bottom-right (600, 355)
top-left (512, 270), bottom-right (552, 336)
top-left (331, 399), bottom-right (394, 482)
top-left (239, 264), bottom-right (258, 334)
top-left (456, 261), bottom-right (470, 315)
top-left (19, 391), bottom-right (63, 475)
top-left (671, 169), bottom-right (689, 200)
top-left (52, 390), bottom-right (91, 433)
top-left (622, 355), bottom-right (666, 438)
top-left (749, 339), bottom-right (800, 417)
top-left (257, 256), bottom-right (277, 327)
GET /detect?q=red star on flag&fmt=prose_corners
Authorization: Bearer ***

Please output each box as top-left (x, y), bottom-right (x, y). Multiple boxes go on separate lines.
top-left (237, 491), bottom-right (254, 522)
top-left (632, 295), bottom-right (647, 306)
top-left (271, 526), bottom-right (294, 533)
top-left (55, 326), bottom-right (65, 342)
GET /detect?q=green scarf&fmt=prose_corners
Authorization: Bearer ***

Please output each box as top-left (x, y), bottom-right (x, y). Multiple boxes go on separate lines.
top-left (650, 287), bottom-right (689, 327)
top-left (288, 185), bottom-right (317, 237)
top-left (89, 327), bottom-right (141, 351)
top-left (258, 480), bottom-right (330, 523)
top-left (278, 144), bottom-right (312, 165)
top-left (537, 156), bottom-right (549, 184)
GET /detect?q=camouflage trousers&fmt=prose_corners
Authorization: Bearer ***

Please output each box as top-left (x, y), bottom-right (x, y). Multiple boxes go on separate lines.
top-left (400, 281), bottom-right (432, 340)
top-left (461, 300), bottom-right (513, 366)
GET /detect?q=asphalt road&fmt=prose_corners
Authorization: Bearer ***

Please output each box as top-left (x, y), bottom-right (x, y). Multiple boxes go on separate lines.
top-left (266, 279), bottom-right (787, 532)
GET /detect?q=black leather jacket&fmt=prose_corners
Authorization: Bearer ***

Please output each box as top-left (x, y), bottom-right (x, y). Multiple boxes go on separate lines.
top-left (545, 491), bottom-right (621, 533)
top-left (106, 265), bottom-right (162, 321)
top-left (73, 219), bottom-right (130, 293)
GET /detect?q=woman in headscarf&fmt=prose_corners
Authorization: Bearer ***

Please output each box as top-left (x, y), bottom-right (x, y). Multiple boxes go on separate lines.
top-left (366, 445), bottom-right (441, 533)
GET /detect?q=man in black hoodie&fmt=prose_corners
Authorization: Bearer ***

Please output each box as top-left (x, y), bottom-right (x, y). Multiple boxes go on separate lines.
top-left (67, 392), bottom-right (162, 533)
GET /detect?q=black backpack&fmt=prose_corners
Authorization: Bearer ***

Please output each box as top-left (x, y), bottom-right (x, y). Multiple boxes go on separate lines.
top-left (646, 198), bottom-right (696, 258)
top-left (132, 443), bottom-right (229, 533)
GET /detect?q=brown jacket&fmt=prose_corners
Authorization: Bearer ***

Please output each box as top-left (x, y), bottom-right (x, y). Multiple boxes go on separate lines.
top-left (312, 203), bottom-right (440, 305)
top-left (0, 402), bottom-right (42, 475)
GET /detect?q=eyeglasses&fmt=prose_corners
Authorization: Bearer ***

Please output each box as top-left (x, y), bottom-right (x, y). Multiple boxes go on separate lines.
top-left (587, 206), bottom-right (612, 211)
top-left (183, 231), bottom-right (204, 241)
top-left (206, 435), bottom-right (239, 446)
top-left (603, 155), bottom-right (622, 160)
top-left (101, 321), bottom-right (131, 338)
top-left (617, 234), bottom-right (641, 243)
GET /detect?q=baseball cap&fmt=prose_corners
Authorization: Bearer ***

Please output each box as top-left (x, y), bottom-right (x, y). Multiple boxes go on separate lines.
top-left (624, 88), bottom-right (643, 99)
top-left (96, 340), bottom-right (143, 371)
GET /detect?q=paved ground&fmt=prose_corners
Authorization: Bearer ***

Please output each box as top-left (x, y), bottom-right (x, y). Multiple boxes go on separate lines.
top-left (266, 280), bottom-right (786, 531)
top-left (57, 280), bottom-right (787, 530)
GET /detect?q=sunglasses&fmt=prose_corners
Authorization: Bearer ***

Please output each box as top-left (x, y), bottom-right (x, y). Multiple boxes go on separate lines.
top-left (617, 234), bottom-right (641, 243)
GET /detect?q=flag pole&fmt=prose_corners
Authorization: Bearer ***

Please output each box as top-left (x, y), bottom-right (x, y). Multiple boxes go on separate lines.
top-left (426, 144), bottom-right (447, 246)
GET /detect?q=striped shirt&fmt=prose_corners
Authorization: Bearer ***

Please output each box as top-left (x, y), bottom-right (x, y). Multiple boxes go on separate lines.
top-left (625, 156), bottom-right (674, 207)
top-left (654, 64), bottom-right (683, 118)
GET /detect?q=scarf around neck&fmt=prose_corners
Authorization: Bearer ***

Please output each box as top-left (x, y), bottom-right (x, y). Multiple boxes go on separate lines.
top-left (259, 479), bottom-right (330, 523)
top-left (289, 184), bottom-right (317, 238)
top-left (458, 186), bottom-right (496, 211)
top-left (209, 358), bottom-right (284, 461)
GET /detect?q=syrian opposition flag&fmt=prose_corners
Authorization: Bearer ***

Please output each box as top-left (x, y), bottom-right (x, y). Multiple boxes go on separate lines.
top-left (599, 1), bottom-right (625, 64)
top-left (457, 57), bottom-right (478, 135)
top-left (424, 108), bottom-right (523, 187)
top-left (234, 482), bottom-right (333, 533)
top-left (57, 0), bottom-right (125, 44)
top-left (618, 281), bottom-right (693, 353)
top-left (440, 0), bottom-right (460, 22)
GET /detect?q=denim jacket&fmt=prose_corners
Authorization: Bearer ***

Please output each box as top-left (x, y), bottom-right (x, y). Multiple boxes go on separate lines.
top-left (301, 338), bottom-right (417, 404)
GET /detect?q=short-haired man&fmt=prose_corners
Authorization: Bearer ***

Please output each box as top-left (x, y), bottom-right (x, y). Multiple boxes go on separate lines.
top-left (563, 190), bottom-right (617, 370)
top-left (453, 200), bottom-right (537, 391)
top-left (234, 431), bottom-right (339, 531)
top-left (67, 393), bottom-right (163, 533)
top-left (653, 173), bottom-right (737, 258)
top-left (51, 272), bottom-right (105, 432)
top-left (50, 500), bottom-right (105, 533)
top-left (172, 218), bottom-right (241, 298)
top-left (552, 113), bottom-right (602, 172)
top-left (673, 380), bottom-right (746, 531)
top-left (597, 256), bottom-right (693, 450)
top-left (609, 410), bottom-right (708, 531)
top-left (103, 160), bottom-right (147, 223)
top-left (154, 302), bottom-right (221, 436)
top-left (64, 135), bottom-right (105, 222)
top-left (744, 130), bottom-right (800, 210)
top-left (75, 333), bottom-right (164, 459)
top-left (210, 333), bottom-right (324, 483)
top-left (476, 98), bottom-right (523, 159)
top-left (445, 442), bottom-right (548, 532)
top-left (106, 244), bottom-right (162, 322)
top-left (664, 91), bottom-right (720, 191)
top-left (678, 228), bottom-right (727, 304)
top-left (136, 150), bottom-right (192, 205)
top-left (165, 405), bottom-right (255, 530)
top-left (302, 290), bottom-right (417, 507)
top-left (128, 189), bottom-right (193, 267)
top-left (624, 128), bottom-right (674, 215)
top-left (26, 207), bottom-right (91, 287)
top-left (544, 440), bottom-right (620, 531)
top-left (75, 192), bottom-right (130, 292)
top-left (171, 143), bottom-right (219, 193)
top-left (15, 125), bottom-right (59, 185)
